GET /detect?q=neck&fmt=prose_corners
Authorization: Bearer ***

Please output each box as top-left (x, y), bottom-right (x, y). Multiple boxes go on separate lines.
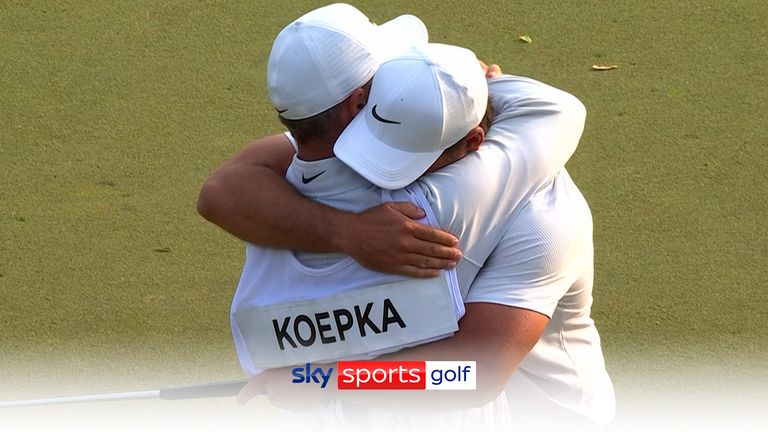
top-left (296, 138), bottom-right (336, 161)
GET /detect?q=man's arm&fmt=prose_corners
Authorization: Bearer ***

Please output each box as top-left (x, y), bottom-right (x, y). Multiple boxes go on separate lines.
top-left (197, 134), bottom-right (462, 277)
top-left (246, 303), bottom-right (548, 412)
top-left (371, 302), bottom-right (548, 407)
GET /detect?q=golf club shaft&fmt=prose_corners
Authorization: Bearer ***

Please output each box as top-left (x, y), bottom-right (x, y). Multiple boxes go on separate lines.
top-left (159, 379), bottom-right (248, 400)
top-left (0, 379), bottom-right (248, 408)
top-left (0, 390), bottom-right (160, 408)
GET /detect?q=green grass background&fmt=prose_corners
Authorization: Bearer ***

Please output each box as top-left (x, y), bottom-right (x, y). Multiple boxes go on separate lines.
top-left (2, 0), bottom-right (767, 422)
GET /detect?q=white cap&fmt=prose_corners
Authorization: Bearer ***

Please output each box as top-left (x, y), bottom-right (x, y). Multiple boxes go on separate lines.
top-left (268, 3), bottom-right (428, 120)
top-left (334, 43), bottom-right (489, 189)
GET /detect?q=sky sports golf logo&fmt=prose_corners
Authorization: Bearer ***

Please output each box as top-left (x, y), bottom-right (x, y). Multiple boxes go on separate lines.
top-left (291, 361), bottom-right (476, 390)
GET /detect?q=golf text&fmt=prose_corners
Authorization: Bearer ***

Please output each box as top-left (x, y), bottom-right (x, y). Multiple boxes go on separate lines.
top-left (291, 361), bottom-right (476, 390)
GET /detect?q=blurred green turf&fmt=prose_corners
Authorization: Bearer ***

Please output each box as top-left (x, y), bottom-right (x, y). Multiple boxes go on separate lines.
top-left (1, 0), bottom-right (766, 415)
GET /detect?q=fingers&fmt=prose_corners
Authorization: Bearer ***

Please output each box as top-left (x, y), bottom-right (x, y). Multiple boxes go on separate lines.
top-left (407, 253), bottom-right (458, 271)
top-left (486, 64), bottom-right (502, 78)
top-left (408, 239), bottom-right (462, 264)
top-left (411, 223), bottom-right (460, 248)
top-left (347, 202), bottom-right (462, 277)
top-left (392, 250), bottom-right (462, 279)
top-left (478, 60), bottom-right (502, 78)
top-left (374, 202), bottom-right (459, 247)
top-left (396, 265), bottom-right (442, 278)
top-left (387, 201), bottom-right (426, 220)
top-left (478, 60), bottom-right (489, 75)
top-left (391, 203), bottom-right (463, 260)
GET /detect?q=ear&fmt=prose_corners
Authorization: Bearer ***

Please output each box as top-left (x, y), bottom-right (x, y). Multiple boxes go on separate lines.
top-left (462, 126), bottom-right (484, 153)
top-left (345, 87), bottom-right (369, 117)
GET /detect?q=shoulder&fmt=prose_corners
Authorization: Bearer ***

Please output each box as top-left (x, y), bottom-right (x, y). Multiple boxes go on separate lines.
top-left (506, 173), bottom-right (593, 273)
top-left (488, 75), bottom-right (586, 115)
top-left (464, 173), bottom-right (593, 314)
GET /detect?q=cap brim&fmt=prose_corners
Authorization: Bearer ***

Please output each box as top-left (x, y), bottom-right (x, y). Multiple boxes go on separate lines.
top-left (374, 15), bottom-right (428, 61)
top-left (335, 113), bottom-right (442, 190)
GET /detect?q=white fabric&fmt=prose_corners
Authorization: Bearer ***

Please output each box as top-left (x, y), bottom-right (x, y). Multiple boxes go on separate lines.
top-left (412, 76), bottom-right (613, 426)
top-left (418, 75), bottom-right (587, 296)
top-left (465, 169), bottom-right (616, 426)
top-left (281, 152), bottom-right (464, 315)
top-left (268, 4), bottom-right (427, 120)
top-left (240, 75), bottom-right (614, 426)
top-left (231, 159), bottom-right (463, 375)
top-left (233, 272), bottom-right (459, 370)
top-left (335, 44), bottom-right (488, 189)
top-left (338, 392), bottom-right (513, 432)
top-left (284, 154), bottom-right (379, 268)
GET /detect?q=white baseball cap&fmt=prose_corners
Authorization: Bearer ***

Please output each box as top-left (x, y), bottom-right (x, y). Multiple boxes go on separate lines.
top-left (334, 43), bottom-right (489, 189)
top-left (268, 3), bottom-right (428, 120)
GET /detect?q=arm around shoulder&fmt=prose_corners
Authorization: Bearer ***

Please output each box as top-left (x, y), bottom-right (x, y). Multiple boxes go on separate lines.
top-left (197, 134), bottom-right (462, 277)
top-left (197, 133), bottom-right (330, 249)
top-left (487, 75), bottom-right (587, 183)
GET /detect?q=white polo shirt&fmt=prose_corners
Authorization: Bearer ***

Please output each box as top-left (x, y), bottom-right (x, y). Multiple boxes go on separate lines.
top-left (413, 77), bottom-right (614, 425)
top-left (417, 75), bottom-right (589, 294)
top-left (237, 75), bottom-right (614, 426)
top-left (465, 169), bottom-right (615, 427)
top-left (291, 75), bottom-right (587, 286)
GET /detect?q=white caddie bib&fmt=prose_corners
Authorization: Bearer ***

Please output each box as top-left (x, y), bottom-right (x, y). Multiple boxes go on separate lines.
top-left (231, 183), bottom-right (463, 374)
top-left (234, 276), bottom-right (457, 369)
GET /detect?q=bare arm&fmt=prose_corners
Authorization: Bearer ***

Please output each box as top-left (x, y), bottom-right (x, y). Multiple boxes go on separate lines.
top-left (246, 303), bottom-right (548, 412)
top-left (361, 302), bottom-right (548, 408)
top-left (197, 134), bottom-right (462, 277)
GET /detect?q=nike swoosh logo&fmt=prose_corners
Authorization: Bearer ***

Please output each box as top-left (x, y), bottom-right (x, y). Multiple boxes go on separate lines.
top-left (275, 107), bottom-right (288, 114)
top-left (301, 171), bottom-right (326, 184)
top-left (371, 105), bottom-right (401, 124)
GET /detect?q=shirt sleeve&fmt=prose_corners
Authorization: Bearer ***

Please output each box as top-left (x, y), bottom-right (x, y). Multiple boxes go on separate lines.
top-left (463, 221), bottom-right (575, 318)
top-left (464, 171), bottom-right (593, 318)
top-left (418, 75), bottom-right (587, 275)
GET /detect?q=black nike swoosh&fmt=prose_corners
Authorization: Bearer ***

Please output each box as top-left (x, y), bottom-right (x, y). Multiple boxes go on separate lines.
top-left (371, 105), bottom-right (401, 124)
top-left (301, 171), bottom-right (326, 184)
top-left (275, 107), bottom-right (288, 114)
